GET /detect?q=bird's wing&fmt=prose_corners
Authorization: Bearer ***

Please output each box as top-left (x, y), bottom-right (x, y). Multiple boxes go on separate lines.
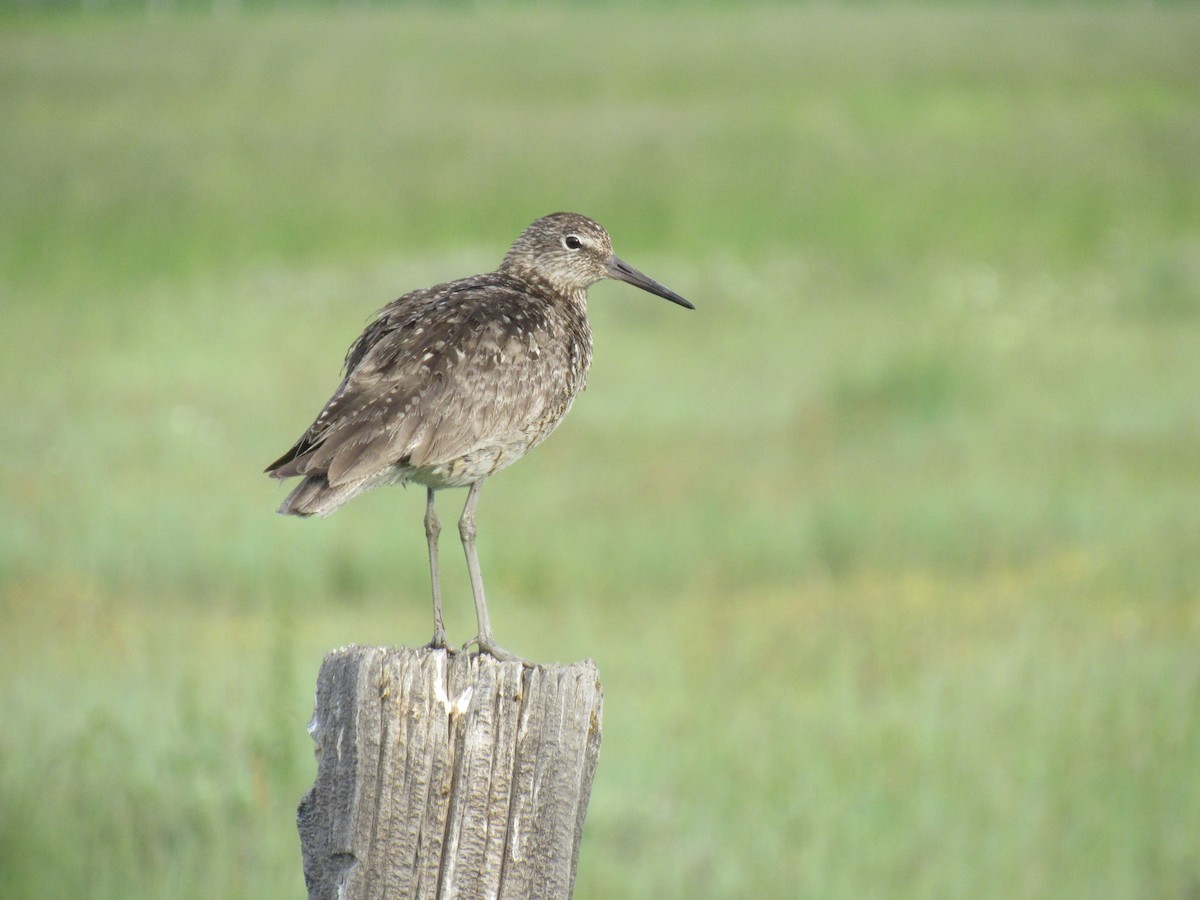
top-left (267, 277), bottom-right (574, 488)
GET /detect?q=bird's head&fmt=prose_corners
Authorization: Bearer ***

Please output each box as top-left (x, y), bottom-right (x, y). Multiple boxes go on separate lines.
top-left (501, 212), bottom-right (695, 310)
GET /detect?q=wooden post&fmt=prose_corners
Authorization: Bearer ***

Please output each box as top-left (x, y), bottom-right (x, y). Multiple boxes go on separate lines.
top-left (297, 646), bottom-right (603, 900)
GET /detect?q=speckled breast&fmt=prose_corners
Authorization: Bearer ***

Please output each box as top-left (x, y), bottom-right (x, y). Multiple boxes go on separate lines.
top-left (403, 293), bottom-right (593, 490)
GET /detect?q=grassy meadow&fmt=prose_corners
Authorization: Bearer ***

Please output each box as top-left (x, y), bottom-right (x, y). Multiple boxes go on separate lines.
top-left (3, 4), bottom-right (1200, 897)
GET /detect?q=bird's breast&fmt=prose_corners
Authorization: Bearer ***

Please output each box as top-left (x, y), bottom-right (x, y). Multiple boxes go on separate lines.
top-left (398, 305), bottom-right (591, 490)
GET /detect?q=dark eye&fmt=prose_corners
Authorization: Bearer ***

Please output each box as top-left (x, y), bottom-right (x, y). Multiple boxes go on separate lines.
top-left (563, 235), bottom-right (582, 250)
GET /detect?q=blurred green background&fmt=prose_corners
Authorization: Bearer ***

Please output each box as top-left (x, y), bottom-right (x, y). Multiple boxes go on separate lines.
top-left (2, 2), bottom-right (1199, 897)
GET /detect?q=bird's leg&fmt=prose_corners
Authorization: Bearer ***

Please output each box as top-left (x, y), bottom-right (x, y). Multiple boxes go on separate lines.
top-left (458, 480), bottom-right (520, 662)
top-left (424, 488), bottom-right (449, 651)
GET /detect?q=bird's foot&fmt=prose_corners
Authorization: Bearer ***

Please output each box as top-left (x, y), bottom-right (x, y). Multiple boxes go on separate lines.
top-left (461, 635), bottom-right (527, 665)
top-left (426, 629), bottom-right (454, 655)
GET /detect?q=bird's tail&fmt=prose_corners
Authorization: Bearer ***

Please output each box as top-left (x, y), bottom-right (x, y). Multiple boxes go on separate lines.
top-left (277, 474), bottom-right (365, 517)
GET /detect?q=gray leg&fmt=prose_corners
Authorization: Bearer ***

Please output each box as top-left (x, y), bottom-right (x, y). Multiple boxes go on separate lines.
top-left (424, 488), bottom-right (448, 650)
top-left (459, 480), bottom-right (519, 661)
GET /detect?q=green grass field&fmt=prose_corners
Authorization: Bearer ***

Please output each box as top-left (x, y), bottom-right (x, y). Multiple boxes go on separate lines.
top-left (3, 4), bottom-right (1199, 897)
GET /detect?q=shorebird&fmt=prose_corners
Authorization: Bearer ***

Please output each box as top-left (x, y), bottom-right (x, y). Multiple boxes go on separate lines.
top-left (266, 212), bottom-right (693, 659)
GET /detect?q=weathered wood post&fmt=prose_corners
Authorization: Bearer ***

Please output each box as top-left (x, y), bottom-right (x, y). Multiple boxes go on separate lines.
top-left (297, 646), bottom-right (603, 899)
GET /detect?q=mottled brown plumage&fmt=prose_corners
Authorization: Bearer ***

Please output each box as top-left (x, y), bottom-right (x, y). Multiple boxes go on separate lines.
top-left (267, 212), bottom-right (693, 659)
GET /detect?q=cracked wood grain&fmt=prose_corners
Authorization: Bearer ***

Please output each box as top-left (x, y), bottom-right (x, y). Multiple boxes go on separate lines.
top-left (298, 646), bottom-right (603, 899)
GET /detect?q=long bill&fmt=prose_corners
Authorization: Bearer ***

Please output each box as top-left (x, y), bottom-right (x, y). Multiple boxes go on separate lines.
top-left (609, 257), bottom-right (695, 309)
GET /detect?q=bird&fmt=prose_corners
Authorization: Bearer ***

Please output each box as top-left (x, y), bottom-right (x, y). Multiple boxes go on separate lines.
top-left (266, 212), bottom-right (693, 660)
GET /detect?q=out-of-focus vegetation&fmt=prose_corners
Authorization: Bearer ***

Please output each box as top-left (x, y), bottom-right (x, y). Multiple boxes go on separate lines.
top-left (2, 4), bottom-right (1198, 897)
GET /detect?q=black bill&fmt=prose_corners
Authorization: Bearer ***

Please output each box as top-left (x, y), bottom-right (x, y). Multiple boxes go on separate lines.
top-left (609, 257), bottom-right (695, 309)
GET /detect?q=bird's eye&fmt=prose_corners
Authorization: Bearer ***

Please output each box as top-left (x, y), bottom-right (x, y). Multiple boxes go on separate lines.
top-left (563, 235), bottom-right (583, 250)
